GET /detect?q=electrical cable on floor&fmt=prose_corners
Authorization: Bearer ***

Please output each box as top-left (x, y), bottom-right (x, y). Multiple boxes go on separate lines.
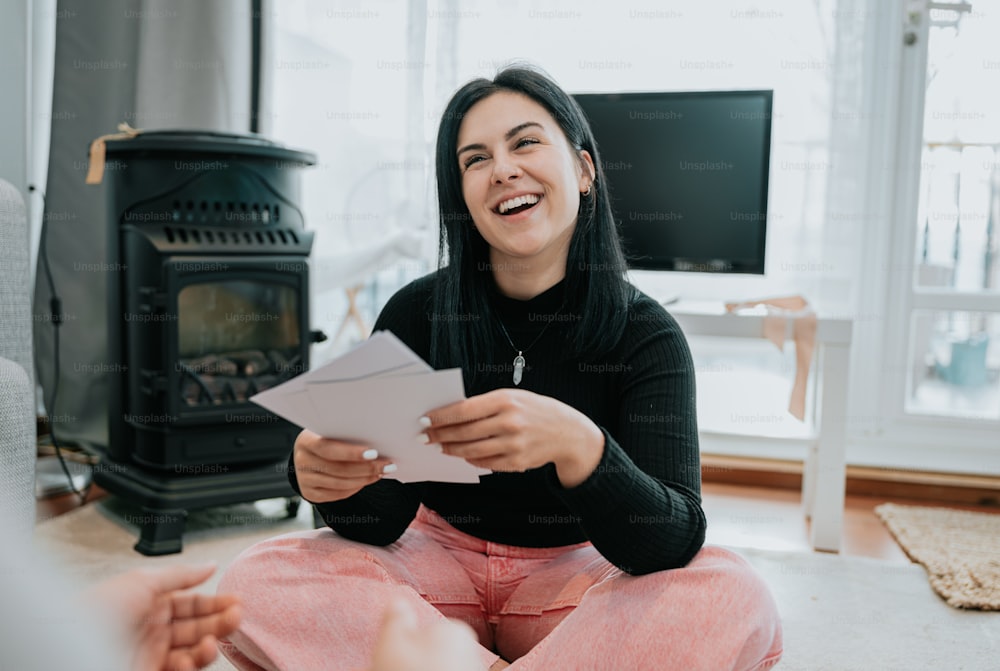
top-left (33, 185), bottom-right (92, 504)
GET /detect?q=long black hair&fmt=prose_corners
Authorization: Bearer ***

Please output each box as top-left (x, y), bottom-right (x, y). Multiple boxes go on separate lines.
top-left (430, 65), bottom-right (633, 377)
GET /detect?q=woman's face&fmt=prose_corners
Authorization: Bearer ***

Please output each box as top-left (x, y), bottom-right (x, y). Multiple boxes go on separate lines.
top-left (456, 91), bottom-right (594, 274)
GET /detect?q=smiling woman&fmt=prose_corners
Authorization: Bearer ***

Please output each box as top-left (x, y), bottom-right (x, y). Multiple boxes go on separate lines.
top-left (217, 66), bottom-right (783, 671)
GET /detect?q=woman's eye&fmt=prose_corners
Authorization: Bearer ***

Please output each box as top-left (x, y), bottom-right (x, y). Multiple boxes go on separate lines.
top-left (463, 155), bottom-right (486, 169)
top-left (515, 137), bottom-right (539, 149)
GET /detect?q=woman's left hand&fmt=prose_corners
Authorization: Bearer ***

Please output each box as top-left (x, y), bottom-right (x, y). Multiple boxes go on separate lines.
top-left (422, 389), bottom-right (605, 488)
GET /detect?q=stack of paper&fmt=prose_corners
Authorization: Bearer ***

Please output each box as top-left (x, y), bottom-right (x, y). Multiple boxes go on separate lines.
top-left (250, 332), bottom-right (490, 483)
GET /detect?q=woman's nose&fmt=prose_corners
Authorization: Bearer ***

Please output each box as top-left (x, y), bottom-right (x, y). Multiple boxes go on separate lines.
top-left (491, 153), bottom-right (522, 183)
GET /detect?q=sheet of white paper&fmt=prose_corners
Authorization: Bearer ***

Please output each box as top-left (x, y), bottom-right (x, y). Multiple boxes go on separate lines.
top-left (250, 388), bottom-right (316, 430)
top-left (307, 333), bottom-right (431, 382)
top-left (304, 368), bottom-right (490, 484)
top-left (258, 331), bottom-right (430, 396)
top-left (249, 331), bottom-right (430, 427)
top-left (250, 362), bottom-right (430, 429)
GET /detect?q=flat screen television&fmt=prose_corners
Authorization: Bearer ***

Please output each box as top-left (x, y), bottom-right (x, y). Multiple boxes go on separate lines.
top-left (573, 90), bottom-right (773, 274)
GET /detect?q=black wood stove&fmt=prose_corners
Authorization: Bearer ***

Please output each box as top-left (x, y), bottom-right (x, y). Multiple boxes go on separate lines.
top-left (92, 131), bottom-right (318, 554)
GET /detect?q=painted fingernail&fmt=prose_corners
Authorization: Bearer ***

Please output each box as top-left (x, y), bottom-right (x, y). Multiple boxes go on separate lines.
top-left (416, 433), bottom-right (430, 444)
top-left (382, 463), bottom-right (398, 474)
top-left (418, 416), bottom-right (432, 428)
top-left (362, 449), bottom-right (379, 460)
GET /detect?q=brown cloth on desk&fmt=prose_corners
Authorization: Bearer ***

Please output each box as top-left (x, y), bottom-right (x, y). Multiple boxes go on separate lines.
top-left (724, 296), bottom-right (817, 421)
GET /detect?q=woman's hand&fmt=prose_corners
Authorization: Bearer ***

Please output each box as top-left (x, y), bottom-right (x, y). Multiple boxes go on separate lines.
top-left (293, 429), bottom-right (397, 503)
top-left (86, 563), bottom-right (241, 671)
top-left (422, 389), bottom-right (605, 488)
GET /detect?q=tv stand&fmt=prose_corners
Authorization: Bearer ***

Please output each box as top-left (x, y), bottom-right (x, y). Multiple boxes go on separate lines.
top-left (666, 301), bottom-right (853, 553)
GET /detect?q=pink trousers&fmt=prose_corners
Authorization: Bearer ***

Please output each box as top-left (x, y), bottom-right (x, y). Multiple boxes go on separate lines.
top-left (218, 506), bottom-right (782, 671)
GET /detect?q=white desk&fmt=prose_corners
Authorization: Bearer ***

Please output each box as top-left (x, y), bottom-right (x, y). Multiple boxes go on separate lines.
top-left (668, 301), bottom-right (853, 552)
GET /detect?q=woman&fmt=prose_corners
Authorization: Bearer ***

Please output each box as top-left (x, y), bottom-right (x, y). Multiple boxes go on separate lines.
top-left (219, 65), bottom-right (783, 671)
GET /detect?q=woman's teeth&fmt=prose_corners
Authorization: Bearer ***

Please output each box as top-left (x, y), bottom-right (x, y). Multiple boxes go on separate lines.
top-left (497, 194), bottom-right (540, 214)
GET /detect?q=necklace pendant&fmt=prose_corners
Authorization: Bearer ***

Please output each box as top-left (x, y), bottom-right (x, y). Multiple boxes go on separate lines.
top-left (512, 352), bottom-right (525, 386)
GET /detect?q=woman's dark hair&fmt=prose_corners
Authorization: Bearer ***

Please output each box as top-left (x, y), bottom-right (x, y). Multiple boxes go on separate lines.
top-left (430, 65), bottom-right (632, 377)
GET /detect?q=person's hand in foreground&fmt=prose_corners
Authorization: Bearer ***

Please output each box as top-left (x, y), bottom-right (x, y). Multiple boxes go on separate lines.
top-left (369, 597), bottom-right (485, 671)
top-left (86, 563), bottom-right (241, 671)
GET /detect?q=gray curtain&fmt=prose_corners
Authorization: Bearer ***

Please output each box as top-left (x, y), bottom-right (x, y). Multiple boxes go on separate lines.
top-left (33, 0), bottom-right (254, 448)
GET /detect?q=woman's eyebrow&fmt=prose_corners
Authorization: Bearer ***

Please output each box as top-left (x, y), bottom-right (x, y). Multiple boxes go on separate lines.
top-left (456, 121), bottom-right (545, 157)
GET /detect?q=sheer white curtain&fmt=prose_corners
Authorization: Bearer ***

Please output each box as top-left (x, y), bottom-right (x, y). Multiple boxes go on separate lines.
top-left (812, 0), bottom-right (917, 452)
top-left (264, 0), bottom-right (435, 360)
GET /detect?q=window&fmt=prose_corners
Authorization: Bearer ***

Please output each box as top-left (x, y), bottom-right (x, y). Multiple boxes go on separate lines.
top-left (884, 1), bottom-right (1000, 428)
top-left (834, 0), bottom-right (1000, 473)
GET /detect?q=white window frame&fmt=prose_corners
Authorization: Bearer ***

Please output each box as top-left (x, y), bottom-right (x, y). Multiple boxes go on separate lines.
top-left (848, 0), bottom-right (1000, 474)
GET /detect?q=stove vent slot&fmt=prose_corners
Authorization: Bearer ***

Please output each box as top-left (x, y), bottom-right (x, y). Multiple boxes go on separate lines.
top-left (169, 199), bottom-right (282, 224)
top-left (163, 226), bottom-right (301, 246)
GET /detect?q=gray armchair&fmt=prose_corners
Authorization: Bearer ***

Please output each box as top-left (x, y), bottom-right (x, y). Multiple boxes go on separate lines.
top-left (0, 179), bottom-right (36, 539)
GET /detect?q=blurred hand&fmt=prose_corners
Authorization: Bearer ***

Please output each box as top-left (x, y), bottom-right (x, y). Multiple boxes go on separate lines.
top-left (368, 598), bottom-right (483, 671)
top-left (293, 429), bottom-right (397, 503)
top-left (86, 563), bottom-right (241, 671)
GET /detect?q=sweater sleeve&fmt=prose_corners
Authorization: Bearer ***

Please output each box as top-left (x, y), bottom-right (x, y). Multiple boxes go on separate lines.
top-left (285, 279), bottom-right (431, 545)
top-left (552, 301), bottom-right (706, 574)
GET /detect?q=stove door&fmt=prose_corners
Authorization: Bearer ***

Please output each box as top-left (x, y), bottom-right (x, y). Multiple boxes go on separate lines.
top-left (164, 257), bottom-right (308, 424)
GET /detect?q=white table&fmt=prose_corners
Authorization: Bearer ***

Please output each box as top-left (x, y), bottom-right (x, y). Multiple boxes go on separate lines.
top-left (668, 301), bottom-right (854, 552)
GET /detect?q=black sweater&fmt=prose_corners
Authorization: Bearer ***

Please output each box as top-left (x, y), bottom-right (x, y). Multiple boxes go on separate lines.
top-left (289, 273), bottom-right (706, 575)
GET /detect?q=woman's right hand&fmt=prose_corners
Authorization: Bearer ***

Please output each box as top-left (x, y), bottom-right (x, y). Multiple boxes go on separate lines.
top-left (293, 429), bottom-right (397, 503)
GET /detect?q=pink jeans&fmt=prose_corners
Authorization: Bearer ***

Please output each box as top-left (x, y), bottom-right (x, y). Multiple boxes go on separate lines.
top-left (218, 506), bottom-right (782, 671)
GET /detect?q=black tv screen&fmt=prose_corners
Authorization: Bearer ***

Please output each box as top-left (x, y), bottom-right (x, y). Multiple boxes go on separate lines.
top-left (573, 90), bottom-right (773, 274)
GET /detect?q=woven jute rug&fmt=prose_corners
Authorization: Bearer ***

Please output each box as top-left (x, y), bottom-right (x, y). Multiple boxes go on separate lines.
top-left (875, 502), bottom-right (1000, 610)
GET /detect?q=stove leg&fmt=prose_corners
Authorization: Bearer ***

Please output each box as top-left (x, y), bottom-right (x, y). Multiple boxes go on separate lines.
top-left (134, 507), bottom-right (187, 556)
top-left (286, 496), bottom-right (301, 518)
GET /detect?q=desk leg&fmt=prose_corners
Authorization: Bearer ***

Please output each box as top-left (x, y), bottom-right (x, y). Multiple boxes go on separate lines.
top-left (802, 439), bottom-right (818, 519)
top-left (332, 284), bottom-right (370, 344)
top-left (807, 342), bottom-right (849, 552)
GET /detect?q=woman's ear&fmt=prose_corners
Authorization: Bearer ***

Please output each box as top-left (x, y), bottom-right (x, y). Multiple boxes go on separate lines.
top-left (577, 149), bottom-right (596, 191)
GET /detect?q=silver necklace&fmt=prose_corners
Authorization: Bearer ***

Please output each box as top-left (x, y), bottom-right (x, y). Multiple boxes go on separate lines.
top-left (495, 312), bottom-right (560, 385)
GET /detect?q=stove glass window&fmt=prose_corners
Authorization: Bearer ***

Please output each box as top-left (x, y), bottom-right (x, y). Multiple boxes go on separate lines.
top-left (176, 281), bottom-right (300, 407)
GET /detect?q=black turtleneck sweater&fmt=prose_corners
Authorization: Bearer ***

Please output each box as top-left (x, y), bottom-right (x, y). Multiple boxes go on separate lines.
top-left (289, 272), bottom-right (706, 575)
